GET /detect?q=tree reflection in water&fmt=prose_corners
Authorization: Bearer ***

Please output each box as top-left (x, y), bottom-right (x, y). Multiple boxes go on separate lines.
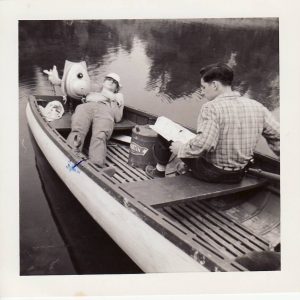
top-left (20, 18), bottom-right (278, 110)
top-left (135, 19), bottom-right (279, 110)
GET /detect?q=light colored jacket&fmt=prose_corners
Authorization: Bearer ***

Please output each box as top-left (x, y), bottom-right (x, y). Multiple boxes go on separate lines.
top-left (86, 90), bottom-right (124, 123)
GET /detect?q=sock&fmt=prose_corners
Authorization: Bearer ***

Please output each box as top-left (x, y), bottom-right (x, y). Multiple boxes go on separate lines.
top-left (156, 163), bottom-right (166, 172)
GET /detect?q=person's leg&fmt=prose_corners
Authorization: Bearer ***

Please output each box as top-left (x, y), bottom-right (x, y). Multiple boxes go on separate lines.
top-left (89, 109), bottom-right (114, 167)
top-left (146, 135), bottom-right (172, 177)
top-left (153, 135), bottom-right (172, 161)
top-left (67, 103), bottom-right (93, 151)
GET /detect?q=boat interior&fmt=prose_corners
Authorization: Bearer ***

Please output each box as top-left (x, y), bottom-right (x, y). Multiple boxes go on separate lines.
top-left (32, 95), bottom-right (280, 271)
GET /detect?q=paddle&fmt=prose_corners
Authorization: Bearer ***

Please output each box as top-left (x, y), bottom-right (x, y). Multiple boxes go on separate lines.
top-left (247, 168), bottom-right (280, 181)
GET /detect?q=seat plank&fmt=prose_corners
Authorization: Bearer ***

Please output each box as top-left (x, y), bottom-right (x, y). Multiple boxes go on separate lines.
top-left (114, 119), bottom-right (136, 131)
top-left (50, 113), bottom-right (135, 131)
top-left (120, 174), bottom-right (267, 208)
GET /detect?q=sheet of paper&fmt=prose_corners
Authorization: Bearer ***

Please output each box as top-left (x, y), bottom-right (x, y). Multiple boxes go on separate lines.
top-left (149, 116), bottom-right (196, 143)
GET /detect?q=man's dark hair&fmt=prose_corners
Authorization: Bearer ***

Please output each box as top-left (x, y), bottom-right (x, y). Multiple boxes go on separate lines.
top-left (200, 63), bottom-right (234, 86)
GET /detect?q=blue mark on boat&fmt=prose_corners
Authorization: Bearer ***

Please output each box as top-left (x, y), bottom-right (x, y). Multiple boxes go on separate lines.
top-left (66, 159), bottom-right (86, 173)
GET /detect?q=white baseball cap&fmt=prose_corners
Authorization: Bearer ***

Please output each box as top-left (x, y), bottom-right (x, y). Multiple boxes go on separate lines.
top-left (105, 73), bottom-right (122, 87)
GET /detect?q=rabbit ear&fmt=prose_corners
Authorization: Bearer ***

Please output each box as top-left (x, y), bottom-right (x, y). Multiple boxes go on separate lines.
top-left (79, 61), bottom-right (88, 70)
top-left (62, 60), bottom-right (72, 75)
top-left (61, 61), bottom-right (73, 95)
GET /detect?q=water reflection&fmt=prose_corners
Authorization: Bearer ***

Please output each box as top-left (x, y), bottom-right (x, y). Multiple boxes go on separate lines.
top-left (19, 18), bottom-right (279, 110)
top-left (136, 19), bottom-right (279, 109)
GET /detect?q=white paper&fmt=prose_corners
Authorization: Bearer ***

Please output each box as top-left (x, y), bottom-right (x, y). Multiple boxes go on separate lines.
top-left (150, 116), bottom-right (196, 143)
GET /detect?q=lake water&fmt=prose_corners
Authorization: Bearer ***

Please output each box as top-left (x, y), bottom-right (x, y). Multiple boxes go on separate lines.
top-left (19, 19), bottom-right (279, 275)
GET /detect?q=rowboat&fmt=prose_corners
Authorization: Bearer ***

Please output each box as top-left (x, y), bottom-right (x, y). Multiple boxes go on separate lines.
top-left (26, 94), bottom-right (280, 272)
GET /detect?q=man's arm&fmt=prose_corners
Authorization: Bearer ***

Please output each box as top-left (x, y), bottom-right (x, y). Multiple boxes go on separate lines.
top-left (176, 103), bottom-right (219, 158)
top-left (262, 106), bottom-right (280, 157)
top-left (111, 93), bottom-right (124, 123)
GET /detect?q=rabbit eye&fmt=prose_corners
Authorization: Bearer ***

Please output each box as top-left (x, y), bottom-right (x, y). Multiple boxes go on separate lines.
top-left (77, 73), bottom-right (83, 79)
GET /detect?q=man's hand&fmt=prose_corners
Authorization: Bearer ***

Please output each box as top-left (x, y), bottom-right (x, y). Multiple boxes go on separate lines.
top-left (169, 141), bottom-right (184, 156)
top-left (43, 65), bottom-right (62, 86)
top-left (101, 88), bottom-right (116, 101)
top-left (115, 93), bottom-right (124, 106)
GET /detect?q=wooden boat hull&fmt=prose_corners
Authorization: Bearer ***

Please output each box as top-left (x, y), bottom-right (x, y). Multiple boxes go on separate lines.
top-left (26, 102), bottom-right (208, 272)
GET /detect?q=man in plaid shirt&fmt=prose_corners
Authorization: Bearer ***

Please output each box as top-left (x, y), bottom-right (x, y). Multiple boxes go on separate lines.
top-left (146, 63), bottom-right (280, 183)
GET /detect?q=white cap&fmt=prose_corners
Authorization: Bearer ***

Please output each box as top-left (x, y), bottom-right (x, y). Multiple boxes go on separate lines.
top-left (105, 73), bottom-right (121, 87)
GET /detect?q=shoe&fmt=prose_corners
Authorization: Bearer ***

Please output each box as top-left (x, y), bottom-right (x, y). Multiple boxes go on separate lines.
top-left (176, 161), bottom-right (189, 175)
top-left (145, 165), bottom-right (165, 178)
top-left (94, 164), bottom-right (116, 177)
top-left (102, 166), bottom-right (116, 177)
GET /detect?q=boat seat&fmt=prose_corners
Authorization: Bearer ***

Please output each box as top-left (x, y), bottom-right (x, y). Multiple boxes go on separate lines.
top-left (50, 113), bottom-right (136, 131)
top-left (114, 119), bottom-right (136, 131)
top-left (119, 173), bottom-right (267, 208)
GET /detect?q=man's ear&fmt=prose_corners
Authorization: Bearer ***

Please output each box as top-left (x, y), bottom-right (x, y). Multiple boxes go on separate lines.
top-left (211, 81), bottom-right (218, 90)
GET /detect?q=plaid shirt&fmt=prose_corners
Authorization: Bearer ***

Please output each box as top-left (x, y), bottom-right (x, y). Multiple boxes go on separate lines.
top-left (178, 92), bottom-right (280, 169)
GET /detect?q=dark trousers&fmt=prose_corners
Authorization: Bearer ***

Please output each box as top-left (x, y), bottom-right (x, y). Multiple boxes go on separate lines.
top-left (153, 135), bottom-right (245, 184)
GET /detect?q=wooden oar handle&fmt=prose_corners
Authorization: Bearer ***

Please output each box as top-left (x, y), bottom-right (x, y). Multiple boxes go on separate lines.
top-left (248, 168), bottom-right (280, 181)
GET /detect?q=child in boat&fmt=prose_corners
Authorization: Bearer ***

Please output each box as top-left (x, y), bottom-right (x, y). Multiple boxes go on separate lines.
top-left (67, 73), bottom-right (124, 168)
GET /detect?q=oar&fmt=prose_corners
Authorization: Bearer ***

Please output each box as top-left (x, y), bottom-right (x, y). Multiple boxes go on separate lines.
top-left (247, 168), bottom-right (280, 181)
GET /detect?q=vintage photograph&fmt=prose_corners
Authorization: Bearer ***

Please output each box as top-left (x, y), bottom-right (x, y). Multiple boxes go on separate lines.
top-left (19, 18), bottom-right (280, 275)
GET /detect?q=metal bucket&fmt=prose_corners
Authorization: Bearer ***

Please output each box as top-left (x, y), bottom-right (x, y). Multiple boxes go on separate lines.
top-left (128, 125), bottom-right (158, 169)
